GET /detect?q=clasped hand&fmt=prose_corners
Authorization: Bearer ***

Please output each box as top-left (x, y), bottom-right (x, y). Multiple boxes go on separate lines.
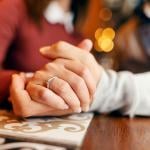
top-left (9, 40), bottom-right (102, 117)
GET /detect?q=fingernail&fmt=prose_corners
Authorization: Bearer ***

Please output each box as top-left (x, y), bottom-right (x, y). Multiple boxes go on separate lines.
top-left (83, 106), bottom-right (89, 112)
top-left (55, 102), bottom-right (69, 110)
top-left (74, 107), bottom-right (82, 113)
top-left (40, 46), bottom-right (50, 54)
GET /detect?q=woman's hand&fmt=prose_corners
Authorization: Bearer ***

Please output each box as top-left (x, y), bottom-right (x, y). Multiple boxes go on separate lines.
top-left (26, 59), bottom-right (96, 113)
top-left (9, 39), bottom-right (100, 117)
top-left (9, 73), bottom-right (73, 117)
top-left (40, 39), bottom-right (103, 85)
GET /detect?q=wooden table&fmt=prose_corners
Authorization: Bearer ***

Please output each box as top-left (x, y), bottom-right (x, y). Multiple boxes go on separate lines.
top-left (81, 114), bottom-right (150, 150)
top-left (1, 110), bottom-right (150, 150)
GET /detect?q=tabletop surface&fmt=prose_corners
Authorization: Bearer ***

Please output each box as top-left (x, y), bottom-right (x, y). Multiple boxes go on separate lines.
top-left (1, 111), bottom-right (150, 150)
top-left (81, 114), bottom-right (150, 150)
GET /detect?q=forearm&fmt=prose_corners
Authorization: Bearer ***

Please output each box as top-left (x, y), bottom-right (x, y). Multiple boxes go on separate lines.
top-left (90, 69), bottom-right (150, 117)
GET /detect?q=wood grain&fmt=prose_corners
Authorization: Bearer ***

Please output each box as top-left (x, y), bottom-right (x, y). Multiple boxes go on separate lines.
top-left (81, 115), bottom-right (150, 150)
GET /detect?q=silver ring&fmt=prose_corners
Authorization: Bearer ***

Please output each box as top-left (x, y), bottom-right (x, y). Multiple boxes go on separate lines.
top-left (46, 76), bottom-right (57, 89)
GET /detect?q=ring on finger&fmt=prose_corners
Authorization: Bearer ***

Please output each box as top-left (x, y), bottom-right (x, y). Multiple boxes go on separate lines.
top-left (46, 76), bottom-right (57, 89)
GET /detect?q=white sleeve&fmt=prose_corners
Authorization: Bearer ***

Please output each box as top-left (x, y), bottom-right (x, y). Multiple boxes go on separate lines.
top-left (90, 69), bottom-right (150, 117)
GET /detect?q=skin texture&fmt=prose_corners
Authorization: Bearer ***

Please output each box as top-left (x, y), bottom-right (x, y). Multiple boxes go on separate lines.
top-left (40, 39), bottom-right (102, 84)
top-left (10, 73), bottom-right (74, 117)
top-left (9, 39), bottom-right (102, 117)
top-left (26, 59), bottom-right (96, 113)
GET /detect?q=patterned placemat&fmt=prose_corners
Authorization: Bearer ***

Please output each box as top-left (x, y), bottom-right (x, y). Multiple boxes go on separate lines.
top-left (0, 137), bottom-right (66, 150)
top-left (0, 110), bottom-right (93, 149)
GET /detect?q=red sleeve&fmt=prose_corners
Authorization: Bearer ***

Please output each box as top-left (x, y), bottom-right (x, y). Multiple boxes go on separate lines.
top-left (0, 0), bottom-right (22, 103)
top-left (0, 0), bottom-right (21, 64)
top-left (0, 70), bottom-right (17, 102)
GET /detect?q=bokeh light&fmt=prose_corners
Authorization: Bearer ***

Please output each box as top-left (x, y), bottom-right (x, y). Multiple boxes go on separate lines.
top-left (94, 28), bottom-right (103, 40)
top-left (94, 27), bottom-right (116, 52)
top-left (102, 28), bottom-right (115, 40)
top-left (99, 8), bottom-right (112, 21)
top-left (99, 38), bottom-right (114, 52)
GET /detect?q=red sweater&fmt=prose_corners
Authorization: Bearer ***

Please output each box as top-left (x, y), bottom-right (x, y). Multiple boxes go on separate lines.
top-left (0, 0), bottom-right (82, 101)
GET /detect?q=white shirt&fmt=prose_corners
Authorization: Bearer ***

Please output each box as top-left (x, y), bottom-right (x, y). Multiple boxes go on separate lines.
top-left (91, 69), bottom-right (150, 117)
top-left (44, 1), bottom-right (74, 33)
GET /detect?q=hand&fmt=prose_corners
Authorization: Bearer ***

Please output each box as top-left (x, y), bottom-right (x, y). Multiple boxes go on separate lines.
top-left (40, 39), bottom-right (103, 85)
top-left (26, 59), bottom-right (96, 113)
top-left (9, 73), bottom-right (74, 117)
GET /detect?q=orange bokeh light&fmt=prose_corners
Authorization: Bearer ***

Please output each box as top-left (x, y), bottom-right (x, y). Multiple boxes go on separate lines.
top-left (94, 27), bottom-right (115, 52)
top-left (102, 28), bottom-right (115, 40)
top-left (99, 8), bottom-right (112, 21)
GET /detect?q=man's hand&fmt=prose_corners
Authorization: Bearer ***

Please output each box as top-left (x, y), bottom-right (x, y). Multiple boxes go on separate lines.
top-left (26, 59), bottom-right (96, 113)
top-left (40, 39), bottom-right (102, 84)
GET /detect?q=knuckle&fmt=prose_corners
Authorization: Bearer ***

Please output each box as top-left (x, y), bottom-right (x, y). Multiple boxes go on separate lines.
top-left (55, 41), bottom-right (66, 50)
top-left (79, 66), bottom-right (89, 77)
top-left (72, 77), bottom-right (84, 91)
top-left (57, 82), bottom-right (69, 95)
top-left (44, 62), bottom-right (56, 71)
top-left (45, 62), bottom-right (57, 71)
top-left (38, 89), bottom-right (47, 100)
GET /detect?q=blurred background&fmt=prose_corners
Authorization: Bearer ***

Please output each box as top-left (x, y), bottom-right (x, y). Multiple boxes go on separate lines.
top-left (0, 0), bottom-right (149, 146)
top-left (0, 0), bottom-right (150, 73)
top-left (78, 0), bottom-right (150, 73)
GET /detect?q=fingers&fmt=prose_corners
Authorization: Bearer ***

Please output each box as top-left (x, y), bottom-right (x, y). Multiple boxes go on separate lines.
top-left (28, 63), bottom-right (91, 112)
top-left (48, 77), bottom-right (82, 113)
top-left (62, 59), bottom-right (96, 96)
top-left (10, 74), bottom-right (49, 117)
top-left (39, 41), bottom-right (98, 80)
top-left (26, 83), bottom-right (69, 110)
top-left (42, 109), bottom-right (73, 117)
top-left (40, 41), bottom-right (89, 61)
top-left (39, 40), bottom-right (102, 85)
top-left (11, 74), bottom-right (25, 90)
top-left (58, 69), bottom-right (91, 112)
top-left (45, 62), bottom-right (91, 111)
top-left (10, 74), bottom-right (72, 117)
top-left (25, 70), bottom-right (71, 110)
top-left (77, 39), bottom-right (93, 52)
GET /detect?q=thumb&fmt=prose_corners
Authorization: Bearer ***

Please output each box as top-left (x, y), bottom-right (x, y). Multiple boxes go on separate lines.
top-left (78, 39), bottom-right (93, 52)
